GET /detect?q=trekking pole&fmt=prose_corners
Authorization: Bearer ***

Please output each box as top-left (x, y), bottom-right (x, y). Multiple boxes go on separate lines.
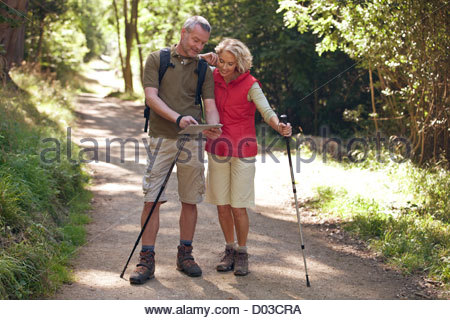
top-left (120, 136), bottom-right (189, 279)
top-left (280, 115), bottom-right (311, 287)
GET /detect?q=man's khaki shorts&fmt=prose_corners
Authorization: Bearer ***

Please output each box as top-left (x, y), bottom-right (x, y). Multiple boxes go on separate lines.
top-left (143, 136), bottom-right (205, 204)
top-left (205, 152), bottom-right (256, 208)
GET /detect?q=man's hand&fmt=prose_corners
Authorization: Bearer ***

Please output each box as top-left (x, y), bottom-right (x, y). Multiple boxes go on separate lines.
top-left (178, 116), bottom-right (198, 129)
top-left (202, 127), bottom-right (222, 140)
top-left (199, 52), bottom-right (218, 66)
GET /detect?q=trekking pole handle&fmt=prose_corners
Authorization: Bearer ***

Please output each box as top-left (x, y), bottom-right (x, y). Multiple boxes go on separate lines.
top-left (280, 114), bottom-right (288, 125)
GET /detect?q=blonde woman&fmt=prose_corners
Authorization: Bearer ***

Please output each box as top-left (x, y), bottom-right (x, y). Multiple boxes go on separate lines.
top-left (204, 39), bottom-right (292, 276)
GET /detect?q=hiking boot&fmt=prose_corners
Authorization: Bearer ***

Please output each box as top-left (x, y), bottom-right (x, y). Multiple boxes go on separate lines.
top-left (129, 250), bottom-right (155, 284)
top-left (177, 244), bottom-right (202, 277)
top-left (234, 251), bottom-right (249, 276)
top-left (216, 248), bottom-right (235, 272)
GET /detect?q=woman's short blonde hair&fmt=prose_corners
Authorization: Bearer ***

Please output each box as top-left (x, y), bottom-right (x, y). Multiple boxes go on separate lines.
top-left (215, 38), bottom-right (253, 74)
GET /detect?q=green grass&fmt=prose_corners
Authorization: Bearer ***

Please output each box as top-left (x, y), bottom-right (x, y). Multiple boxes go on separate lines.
top-left (306, 150), bottom-right (450, 291)
top-left (105, 90), bottom-right (141, 101)
top-left (0, 66), bottom-right (91, 299)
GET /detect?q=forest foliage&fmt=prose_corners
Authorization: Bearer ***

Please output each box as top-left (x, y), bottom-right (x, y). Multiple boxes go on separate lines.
top-left (279, 0), bottom-right (449, 165)
top-left (2, 0), bottom-right (448, 164)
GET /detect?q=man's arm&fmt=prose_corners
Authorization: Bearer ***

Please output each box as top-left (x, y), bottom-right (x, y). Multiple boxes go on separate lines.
top-left (145, 87), bottom-right (198, 129)
top-left (202, 98), bottom-right (221, 139)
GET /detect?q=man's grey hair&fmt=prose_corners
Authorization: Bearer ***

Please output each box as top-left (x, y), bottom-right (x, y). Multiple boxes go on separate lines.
top-left (183, 16), bottom-right (211, 33)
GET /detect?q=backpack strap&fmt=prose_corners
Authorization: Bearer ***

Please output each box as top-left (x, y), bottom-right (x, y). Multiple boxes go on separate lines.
top-left (195, 58), bottom-right (208, 122)
top-left (144, 48), bottom-right (171, 132)
top-left (158, 47), bottom-right (172, 83)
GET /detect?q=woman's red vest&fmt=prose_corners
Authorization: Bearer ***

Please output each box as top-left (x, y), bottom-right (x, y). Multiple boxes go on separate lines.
top-left (205, 69), bottom-right (260, 158)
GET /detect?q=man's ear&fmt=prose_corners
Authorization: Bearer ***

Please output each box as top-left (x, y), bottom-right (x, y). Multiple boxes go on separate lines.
top-left (180, 28), bottom-right (187, 39)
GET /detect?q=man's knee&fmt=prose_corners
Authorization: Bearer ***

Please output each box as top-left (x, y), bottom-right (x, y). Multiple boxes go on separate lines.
top-left (181, 202), bottom-right (198, 216)
top-left (181, 202), bottom-right (197, 209)
top-left (143, 202), bottom-right (162, 214)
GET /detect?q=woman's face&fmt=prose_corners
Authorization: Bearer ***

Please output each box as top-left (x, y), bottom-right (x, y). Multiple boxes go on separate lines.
top-left (217, 50), bottom-right (238, 81)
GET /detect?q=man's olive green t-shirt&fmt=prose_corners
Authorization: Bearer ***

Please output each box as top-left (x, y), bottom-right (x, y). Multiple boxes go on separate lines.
top-left (143, 44), bottom-right (215, 139)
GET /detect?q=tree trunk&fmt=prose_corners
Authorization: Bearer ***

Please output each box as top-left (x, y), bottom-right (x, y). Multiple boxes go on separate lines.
top-left (133, 0), bottom-right (144, 89)
top-left (368, 64), bottom-right (379, 136)
top-left (313, 76), bottom-right (319, 135)
top-left (0, 0), bottom-right (28, 82)
top-left (312, 35), bottom-right (319, 135)
top-left (112, 0), bottom-right (126, 91)
top-left (35, 18), bottom-right (46, 63)
top-left (122, 0), bottom-right (134, 93)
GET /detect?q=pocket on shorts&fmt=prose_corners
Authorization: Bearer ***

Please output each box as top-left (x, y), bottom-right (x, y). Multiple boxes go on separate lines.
top-left (197, 170), bottom-right (206, 195)
top-left (142, 137), bottom-right (168, 194)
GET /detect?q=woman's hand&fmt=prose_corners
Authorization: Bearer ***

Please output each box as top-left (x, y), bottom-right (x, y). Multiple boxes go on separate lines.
top-left (278, 122), bottom-right (292, 137)
top-left (203, 127), bottom-right (222, 140)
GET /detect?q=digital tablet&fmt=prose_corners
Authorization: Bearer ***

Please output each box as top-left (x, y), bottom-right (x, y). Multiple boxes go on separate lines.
top-left (178, 124), bottom-right (223, 135)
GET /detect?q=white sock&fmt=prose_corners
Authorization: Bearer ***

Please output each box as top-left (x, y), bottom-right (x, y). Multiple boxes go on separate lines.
top-left (237, 246), bottom-right (247, 253)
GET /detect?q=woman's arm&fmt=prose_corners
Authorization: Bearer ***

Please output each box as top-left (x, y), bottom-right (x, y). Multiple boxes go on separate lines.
top-left (248, 83), bottom-right (292, 137)
top-left (199, 52), bottom-right (218, 66)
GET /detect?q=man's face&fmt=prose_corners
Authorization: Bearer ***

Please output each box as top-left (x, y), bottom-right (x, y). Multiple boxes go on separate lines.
top-left (179, 24), bottom-right (210, 58)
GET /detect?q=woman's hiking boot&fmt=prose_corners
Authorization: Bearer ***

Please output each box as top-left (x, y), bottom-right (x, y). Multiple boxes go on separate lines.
top-left (129, 250), bottom-right (155, 284)
top-left (177, 244), bottom-right (202, 277)
top-left (216, 247), bottom-right (235, 272)
top-left (234, 251), bottom-right (249, 276)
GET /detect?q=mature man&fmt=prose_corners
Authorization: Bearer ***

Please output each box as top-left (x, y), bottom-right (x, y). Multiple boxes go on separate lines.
top-left (130, 16), bottom-right (221, 284)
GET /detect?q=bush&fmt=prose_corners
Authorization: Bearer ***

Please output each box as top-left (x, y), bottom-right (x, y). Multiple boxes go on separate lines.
top-left (308, 153), bottom-right (450, 286)
top-left (0, 68), bottom-right (91, 299)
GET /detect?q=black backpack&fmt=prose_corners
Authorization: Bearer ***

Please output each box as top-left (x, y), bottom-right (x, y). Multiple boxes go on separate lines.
top-left (143, 47), bottom-right (208, 132)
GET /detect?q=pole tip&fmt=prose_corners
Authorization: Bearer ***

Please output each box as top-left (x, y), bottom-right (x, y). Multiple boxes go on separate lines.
top-left (306, 275), bottom-right (311, 287)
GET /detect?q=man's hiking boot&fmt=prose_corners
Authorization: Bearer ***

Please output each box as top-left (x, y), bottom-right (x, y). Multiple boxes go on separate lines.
top-left (234, 251), bottom-right (249, 276)
top-left (216, 247), bottom-right (235, 272)
top-left (177, 244), bottom-right (202, 277)
top-left (129, 250), bottom-right (155, 284)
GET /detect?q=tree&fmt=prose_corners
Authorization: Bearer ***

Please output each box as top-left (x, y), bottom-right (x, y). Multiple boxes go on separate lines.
top-left (202, 0), bottom-right (370, 135)
top-left (22, 0), bottom-right (90, 80)
top-left (27, 0), bottom-right (67, 63)
top-left (279, 0), bottom-right (449, 164)
top-left (112, 0), bottom-right (140, 93)
top-left (109, 0), bottom-right (200, 92)
top-left (74, 0), bottom-right (108, 62)
top-left (0, 0), bottom-right (28, 83)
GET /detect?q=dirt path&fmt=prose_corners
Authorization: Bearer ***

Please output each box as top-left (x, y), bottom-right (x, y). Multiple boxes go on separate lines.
top-left (54, 69), bottom-right (431, 300)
